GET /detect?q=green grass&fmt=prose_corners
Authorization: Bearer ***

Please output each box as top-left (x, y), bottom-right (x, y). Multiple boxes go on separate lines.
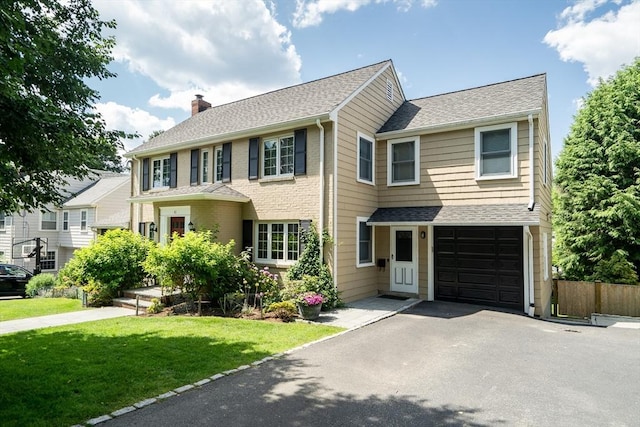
top-left (0, 316), bottom-right (343, 426)
top-left (0, 298), bottom-right (84, 321)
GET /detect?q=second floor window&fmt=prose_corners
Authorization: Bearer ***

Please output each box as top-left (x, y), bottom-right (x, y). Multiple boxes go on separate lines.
top-left (62, 211), bottom-right (69, 231)
top-left (358, 132), bottom-right (374, 184)
top-left (80, 210), bottom-right (87, 231)
top-left (263, 136), bottom-right (294, 177)
top-left (387, 136), bottom-right (420, 186)
top-left (475, 123), bottom-right (518, 180)
top-left (152, 157), bottom-right (171, 188)
top-left (41, 211), bottom-right (57, 231)
top-left (215, 146), bottom-right (223, 183)
top-left (202, 150), bottom-right (209, 183)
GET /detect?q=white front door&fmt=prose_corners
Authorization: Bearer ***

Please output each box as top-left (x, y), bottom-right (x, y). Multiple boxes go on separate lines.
top-left (390, 227), bottom-right (418, 294)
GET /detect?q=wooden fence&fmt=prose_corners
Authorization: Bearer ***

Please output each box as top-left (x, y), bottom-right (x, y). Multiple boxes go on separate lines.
top-left (554, 280), bottom-right (640, 318)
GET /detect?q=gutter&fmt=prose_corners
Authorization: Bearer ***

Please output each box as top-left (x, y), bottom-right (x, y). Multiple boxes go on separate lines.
top-left (528, 114), bottom-right (535, 211)
top-left (124, 114), bottom-right (331, 159)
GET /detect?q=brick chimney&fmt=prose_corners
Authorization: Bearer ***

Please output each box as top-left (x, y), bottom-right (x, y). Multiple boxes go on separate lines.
top-left (191, 94), bottom-right (211, 116)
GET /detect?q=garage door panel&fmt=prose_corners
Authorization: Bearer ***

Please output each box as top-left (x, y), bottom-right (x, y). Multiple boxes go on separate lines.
top-left (435, 226), bottom-right (523, 310)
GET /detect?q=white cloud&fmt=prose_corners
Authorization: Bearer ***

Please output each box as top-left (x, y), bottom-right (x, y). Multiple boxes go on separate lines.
top-left (292, 0), bottom-right (437, 28)
top-left (93, 0), bottom-right (301, 110)
top-left (95, 102), bottom-right (176, 151)
top-left (544, 0), bottom-right (640, 86)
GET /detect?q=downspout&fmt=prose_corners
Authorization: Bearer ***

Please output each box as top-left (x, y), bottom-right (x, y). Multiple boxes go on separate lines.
top-left (316, 119), bottom-right (325, 264)
top-left (528, 114), bottom-right (535, 211)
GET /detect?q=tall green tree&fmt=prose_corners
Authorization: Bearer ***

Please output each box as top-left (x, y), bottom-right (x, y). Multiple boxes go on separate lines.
top-left (0, 0), bottom-right (128, 213)
top-left (554, 58), bottom-right (640, 284)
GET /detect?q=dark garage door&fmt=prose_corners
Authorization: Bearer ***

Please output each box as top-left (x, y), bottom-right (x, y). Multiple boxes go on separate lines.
top-left (434, 226), bottom-right (523, 310)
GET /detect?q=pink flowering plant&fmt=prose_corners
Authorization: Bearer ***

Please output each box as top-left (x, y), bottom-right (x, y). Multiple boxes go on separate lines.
top-left (296, 291), bottom-right (324, 307)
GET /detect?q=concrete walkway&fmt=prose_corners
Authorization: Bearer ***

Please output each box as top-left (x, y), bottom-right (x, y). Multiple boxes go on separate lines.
top-left (0, 295), bottom-right (420, 335)
top-left (0, 306), bottom-right (137, 335)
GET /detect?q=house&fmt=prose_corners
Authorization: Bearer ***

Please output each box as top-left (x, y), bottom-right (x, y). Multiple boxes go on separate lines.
top-left (126, 60), bottom-right (552, 317)
top-left (0, 172), bottom-right (130, 273)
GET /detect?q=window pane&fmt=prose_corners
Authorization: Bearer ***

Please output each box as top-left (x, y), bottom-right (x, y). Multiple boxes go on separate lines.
top-left (264, 140), bottom-right (277, 176)
top-left (41, 251), bottom-right (56, 270)
top-left (280, 137), bottom-right (294, 175)
top-left (271, 224), bottom-right (284, 259)
top-left (202, 151), bottom-right (209, 183)
top-left (287, 223), bottom-right (299, 261)
top-left (481, 129), bottom-right (510, 153)
top-left (392, 141), bottom-right (415, 182)
top-left (483, 153), bottom-right (511, 174)
top-left (80, 211), bottom-right (87, 231)
top-left (396, 230), bottom-right (412, 262)
top-left (162, 159), bottom-right (171, 186)
top-left (215, 148), bottom-right (223, 182)
top-left (359, 221), bottom-right (372, 263)
top-left (42, 212), bottom-right (57, 230)
top-left (359, 138), bottom-right (372, 181)
top-left (258, 224), bottom-right (268, 259)
top-left (152, 159), bottom-right (162, 187)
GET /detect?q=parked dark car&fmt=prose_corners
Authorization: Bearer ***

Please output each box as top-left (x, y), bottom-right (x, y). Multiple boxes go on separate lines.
top-left (0, 264), bottom-right (33, 298)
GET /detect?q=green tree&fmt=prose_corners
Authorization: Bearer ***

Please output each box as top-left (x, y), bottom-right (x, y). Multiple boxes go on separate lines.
top-left (554, 58), bottom-right (640, 284)
top-left (0, 0), bottom-right (129, 213)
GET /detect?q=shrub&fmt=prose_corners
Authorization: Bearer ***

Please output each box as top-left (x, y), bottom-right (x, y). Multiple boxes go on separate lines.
top-left (144, 231), bottom-right (238, 302)
top-left (590, 251), bottom-right (639, 285)
top-left (57, 230), bottom-right (153, 305)
top-left (147, 298), bottom-right (165, 314)
top-left (25, 273), bottom-right (56, 297)
top-left (266, 301), bottom-right (297, 322)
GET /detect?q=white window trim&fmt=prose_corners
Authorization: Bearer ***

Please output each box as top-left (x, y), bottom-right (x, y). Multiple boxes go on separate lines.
top-left (356, 131), bottom-right (375, 186)
top-left (151, 155), bottom-right (171, 189)
top-left (0, 213), bottom-right (9, 231)
top-left (214, 146), bottom-right (223, 183)
top-left (474, 122), bottom-right (518, 180)
top-left (39, 211), bottom-right (58, 232)
top-left (255, 221), bottom-right (300, 266)
top-left (543, 232), bottom-right (549, 281)
top-left (62, 211), bottom-right (69, 232)
top-left (261, 135), bottom-right (294, 179)
top-left (387, 136), bottom-right (420, 186)
top-left (356, 216), bottom-right (375, 268)
top-left (41, 249), bottom-right (57, 271)
top-left (201, 149), bottom-right (210, 184)
top-left (80, 209), bottom-right (88, 232)
top-left (542, 137), bottom-right (548, 186)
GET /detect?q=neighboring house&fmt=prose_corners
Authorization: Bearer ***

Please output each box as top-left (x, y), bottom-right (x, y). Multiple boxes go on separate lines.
top-left (126, 60), bottom-right (553, 317)
top-left (0, 172), bottom-right (130, 274)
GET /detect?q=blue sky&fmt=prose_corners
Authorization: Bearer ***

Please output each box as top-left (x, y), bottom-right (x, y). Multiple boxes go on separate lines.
top-left (91, 0), bottom-right (640, 163)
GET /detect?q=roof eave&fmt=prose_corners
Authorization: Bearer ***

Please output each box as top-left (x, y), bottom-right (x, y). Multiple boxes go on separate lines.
top-left (125, 113), bottom-right (332, 159)
top-left (376, 108), bottom-right (542, 140)
top-left (367, 220), bottom-right (540, 226)
top-left (127, 193), bottom-right (250, 204)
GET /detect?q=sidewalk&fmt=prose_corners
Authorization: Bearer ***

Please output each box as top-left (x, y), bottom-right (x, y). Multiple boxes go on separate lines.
top-left (0, 307), bottom-right (136, 335)
top-left (0, 295), bottom-right (420, 335)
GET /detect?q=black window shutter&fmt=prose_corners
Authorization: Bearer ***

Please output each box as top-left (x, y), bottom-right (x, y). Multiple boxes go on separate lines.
top-left (142, 158), bottom-right (150, 191)
top-left (169, 152), bottom-right (178, 188)
top-left (248, 138), bottom-right (259, 180)
top-left (190, 149), bottom-right (200, 185)
top-left (294, 128), bottom-right (307, 175)
top-left (242, 220), bottom-right (254, 256)
top-left (222, 142), bottom-right (232, 183)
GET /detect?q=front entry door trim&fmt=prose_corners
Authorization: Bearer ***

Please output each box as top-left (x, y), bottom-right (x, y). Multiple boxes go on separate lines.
top-left (390, 226), bottom-right (418, 294)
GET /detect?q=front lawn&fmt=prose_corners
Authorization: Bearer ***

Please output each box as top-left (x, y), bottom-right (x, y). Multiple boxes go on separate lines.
top-left (0, 316), bottom-right (343, 426)
top-left (0, 298), bottom-right (84, 321)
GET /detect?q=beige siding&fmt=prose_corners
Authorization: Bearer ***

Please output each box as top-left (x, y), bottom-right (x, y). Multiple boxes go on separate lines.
top-left (335, 67), bottom-right (405, 302)
top-left (95, 181), bottom-right (130, 222)
top-left (378, 120), bottom-right (534, 207)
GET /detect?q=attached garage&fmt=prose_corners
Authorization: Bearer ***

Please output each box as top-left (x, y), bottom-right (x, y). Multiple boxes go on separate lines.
top-left (434, 226), bottom-right (523, 310)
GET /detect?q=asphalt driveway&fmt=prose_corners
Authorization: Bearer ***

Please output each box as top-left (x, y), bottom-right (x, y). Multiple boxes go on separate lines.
top-left (104, 301), bottom-right (640, 426)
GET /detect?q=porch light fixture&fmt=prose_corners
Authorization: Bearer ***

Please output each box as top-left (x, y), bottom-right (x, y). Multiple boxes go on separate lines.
top-left (420, 231), bottom-right (426, 239)
top-left (149, 222), bottom-right (156, 233)
top-left (188, 221), bottom-right (195, 232)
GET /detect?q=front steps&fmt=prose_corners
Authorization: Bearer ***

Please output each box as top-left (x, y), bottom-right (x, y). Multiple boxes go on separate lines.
top-left (112, 286), bottom-right (182, 313)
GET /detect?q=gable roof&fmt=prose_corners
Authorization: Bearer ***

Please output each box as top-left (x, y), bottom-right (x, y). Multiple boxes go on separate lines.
top-left (128, 60), bottom-right (394, 156)
top-left (378, 74), bottom-right (546, 136)
top-left (63, 175), bottom-right (130, 208)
